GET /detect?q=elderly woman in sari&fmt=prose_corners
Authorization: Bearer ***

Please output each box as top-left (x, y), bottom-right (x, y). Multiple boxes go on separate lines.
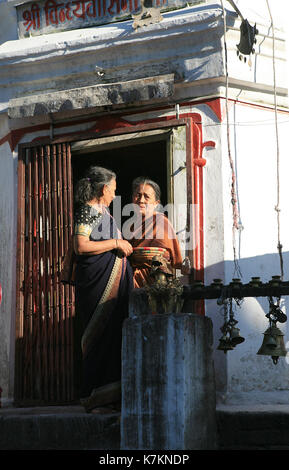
top-left (127, 176), bottom-right (183, 288)
top-left (73, 165), bottom-right (133, 413)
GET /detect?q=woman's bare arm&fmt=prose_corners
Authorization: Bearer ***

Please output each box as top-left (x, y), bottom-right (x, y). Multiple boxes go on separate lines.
top-left (74, 235), bottom-right (133, 257)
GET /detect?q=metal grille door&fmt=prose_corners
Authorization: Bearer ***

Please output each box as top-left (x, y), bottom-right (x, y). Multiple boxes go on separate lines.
top-left (15, 143), bottom-right (75, 405)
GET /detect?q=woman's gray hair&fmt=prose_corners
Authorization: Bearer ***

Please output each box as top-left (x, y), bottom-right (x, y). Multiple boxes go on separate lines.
top-left (132, 176), bottom-right (161, 202)
top-left (74, 166), bottom-right (116, 205)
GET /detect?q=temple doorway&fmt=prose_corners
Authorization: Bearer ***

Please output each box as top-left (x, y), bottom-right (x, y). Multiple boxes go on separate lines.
top-left (71, 133), bottom-right (170, 398)
top-left (15, 123), bottom-right (190, 405)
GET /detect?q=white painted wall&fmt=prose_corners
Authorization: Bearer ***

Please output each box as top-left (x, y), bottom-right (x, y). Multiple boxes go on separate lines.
top-left (219, 102), bottom-right (289, 404)
top-left (0, 0), bottom-right (289, 406)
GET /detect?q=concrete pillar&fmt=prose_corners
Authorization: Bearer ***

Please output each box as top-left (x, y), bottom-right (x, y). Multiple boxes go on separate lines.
top-left (121, 313), bottom-right (217, 450)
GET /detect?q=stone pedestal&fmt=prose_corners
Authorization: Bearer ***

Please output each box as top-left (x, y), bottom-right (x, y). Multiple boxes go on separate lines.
top-left (121, 313), bottom-right (217, 450)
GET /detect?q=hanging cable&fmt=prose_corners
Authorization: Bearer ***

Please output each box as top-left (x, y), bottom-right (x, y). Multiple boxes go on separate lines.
top-left (266, 0), bottom-right (284, 280)
top-left (220, 0), bottom-right (242, 278)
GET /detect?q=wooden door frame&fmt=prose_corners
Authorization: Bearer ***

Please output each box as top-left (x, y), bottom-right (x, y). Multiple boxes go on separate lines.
top-left (15, 114), bottom-right (210, 402)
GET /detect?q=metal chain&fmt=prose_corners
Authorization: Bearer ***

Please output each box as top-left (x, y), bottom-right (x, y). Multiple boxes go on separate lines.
top-left (220, 0), bottom-right (242, 279)
top-left (266, 0), bottom-right (284, 280)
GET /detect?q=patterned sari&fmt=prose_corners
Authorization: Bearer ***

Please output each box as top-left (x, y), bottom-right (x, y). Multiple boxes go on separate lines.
top-left (74, 204), bottom-right (133, 410)
top-left (129, 211), bottom-right (183, 288)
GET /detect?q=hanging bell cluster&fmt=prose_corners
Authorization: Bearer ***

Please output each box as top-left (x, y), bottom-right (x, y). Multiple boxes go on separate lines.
top-left (217, 321), bottom-right (245, 353)
top-left (217, 299), bottom-right (245, 353)
top-left (217, 323), bottom-right (245, 353)
top-left (236, 19), bottom-right (258, 62)
top-left (257, 297), bottom-right (287, 365)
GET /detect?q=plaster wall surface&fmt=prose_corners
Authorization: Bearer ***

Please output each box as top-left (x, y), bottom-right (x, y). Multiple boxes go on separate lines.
top-left (218, 101), bottom-right (289, 404)
top-left (121, 98), bottom-right (289, 404)
top-left (2, 100), bottom-right (289, 405)
top-left (0, 0), bottom-right (289, 405)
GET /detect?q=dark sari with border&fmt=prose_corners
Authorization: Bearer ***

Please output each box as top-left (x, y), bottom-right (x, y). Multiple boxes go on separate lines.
top-left (74, 204), bottom-right (133, 408)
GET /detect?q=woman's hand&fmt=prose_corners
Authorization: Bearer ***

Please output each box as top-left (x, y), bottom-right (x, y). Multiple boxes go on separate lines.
top-left (74, 235), bottom-right (133, 257)
top-left (116, 239), bottom-right (133, 257)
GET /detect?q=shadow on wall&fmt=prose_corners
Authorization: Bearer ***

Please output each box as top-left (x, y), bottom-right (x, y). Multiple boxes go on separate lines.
top-left (203, 250), bottom-right (289, 399)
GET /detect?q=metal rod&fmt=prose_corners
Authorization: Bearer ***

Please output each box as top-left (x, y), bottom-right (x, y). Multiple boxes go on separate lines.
top-left (57, 143), bottom-right (66, 402)
top-left (51, 143), bottom-right (61, 401)
top-left (15, 147), bottom-right (26, 403)
top-left (39, 145), bottom-right (49, 402)
top-left (183, 281), bottom-right (289, 301)
top-left (66, 143), bottom-right (75, 401)
top-left (25, 147), bottom-right (33, 400)
top-left (45, 144), bottom-right (55, 402)
top-left (32, 146), bottom-right (41, 400)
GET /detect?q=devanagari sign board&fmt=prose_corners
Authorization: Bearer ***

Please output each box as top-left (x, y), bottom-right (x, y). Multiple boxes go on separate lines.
top-left (16, 0), bottom-right (189, 38)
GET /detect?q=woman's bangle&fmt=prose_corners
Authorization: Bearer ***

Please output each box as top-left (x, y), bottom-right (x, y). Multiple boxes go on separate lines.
top-left (115, 239), bottom-right (118, 248)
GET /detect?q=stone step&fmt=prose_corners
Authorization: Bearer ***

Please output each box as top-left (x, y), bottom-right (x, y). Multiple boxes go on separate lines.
top-left (217, 405), bottom-right (289, 450)
top-left (0, 406), bottom-right (120, 450)
top-left (2, 404), bottom-right (289, 450)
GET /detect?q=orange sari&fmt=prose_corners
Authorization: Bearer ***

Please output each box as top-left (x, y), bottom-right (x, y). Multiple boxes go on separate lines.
top-left (129, 212), bottom-right (183, 288)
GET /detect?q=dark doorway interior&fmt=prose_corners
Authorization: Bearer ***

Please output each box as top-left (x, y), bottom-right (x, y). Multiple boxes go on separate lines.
top-left (72, 139), bottom-right (168, 210)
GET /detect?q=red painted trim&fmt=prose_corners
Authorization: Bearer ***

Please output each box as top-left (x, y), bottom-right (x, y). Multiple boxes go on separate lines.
top-left (0, 115), bottom-right (134, 151)
top-left (184, 118), bottom-right (215, 315)
top-left (1, 97), bottom-right (221, 151)
top-left (0, 124), bottom-right (49, 151)
top-left (3, 96), bottom-right (289, 151)
top-left (205, 99), bottom-right (224, 122)
top-left (185, 117), bottom-right (215, 315)
top-left (179, 96), bottom-right (289, 122)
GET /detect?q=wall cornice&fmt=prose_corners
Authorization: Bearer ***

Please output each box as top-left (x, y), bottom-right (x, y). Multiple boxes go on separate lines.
top-left (1, 3), bottom-right (288, 116)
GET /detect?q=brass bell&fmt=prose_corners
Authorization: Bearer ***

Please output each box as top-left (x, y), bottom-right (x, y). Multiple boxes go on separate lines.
top-left (257, 325), bottom-right (287, 364)
top-left (155, 272), bottom-right (167, 285)
top-left (230, 326), bottom-right (245, 346)
top-left (217, 335), bottom-right (234, 353)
